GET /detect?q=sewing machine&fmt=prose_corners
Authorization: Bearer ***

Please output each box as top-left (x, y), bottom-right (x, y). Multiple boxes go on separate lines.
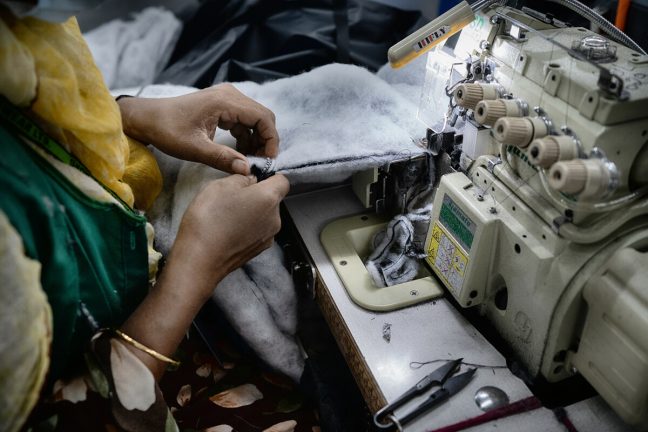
top-left (308, 1), bottom-right (648, 429)
top-left (422, 4), bottom-right (648, 429)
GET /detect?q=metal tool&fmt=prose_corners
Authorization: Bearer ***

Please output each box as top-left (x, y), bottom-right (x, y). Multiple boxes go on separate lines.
top-left (373, 359), bottom-right (476, 430)
top-left (474, 386), bottom-right (510, 412)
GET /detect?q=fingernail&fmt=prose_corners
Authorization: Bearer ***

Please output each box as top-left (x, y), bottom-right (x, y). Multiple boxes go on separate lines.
top-left (231, 159), bottom-right (249, 175)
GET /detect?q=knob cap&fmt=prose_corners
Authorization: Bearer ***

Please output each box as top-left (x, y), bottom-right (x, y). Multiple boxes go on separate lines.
top-left (492, 117), bottom-right (548, 148)
top-left (454, 83), bottom-right (499, 109)
top-left (548, 158), bottom-right (613, 199)
top-left (549, 160), bottom-right (587, 195)
top-left (474, 99), bottom-right (522, 126)
top-left (528, 135), bottom-right (578, 168)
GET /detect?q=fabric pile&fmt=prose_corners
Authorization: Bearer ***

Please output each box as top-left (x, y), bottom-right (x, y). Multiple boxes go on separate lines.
top-left (119, 61), bottom-right (427, 186)
top-left (112, 55), bottom-right (431, 379)
top-left (213, 244), bottom-right (303, 382)
top-left (365, 204), bottom-right (433, 287)
top-left (84, 7), bottom-right (182, 90)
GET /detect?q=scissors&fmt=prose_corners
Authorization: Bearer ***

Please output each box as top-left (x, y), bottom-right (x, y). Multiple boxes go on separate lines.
top-left (373, 358), bottom-right (476, 430)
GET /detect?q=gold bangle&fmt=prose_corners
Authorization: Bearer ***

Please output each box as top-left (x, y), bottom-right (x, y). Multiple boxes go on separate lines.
top-left (113, 329), bottom-right (180, 369)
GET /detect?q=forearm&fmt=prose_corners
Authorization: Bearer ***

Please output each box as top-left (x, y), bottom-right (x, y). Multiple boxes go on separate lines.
top-left (119, 238), bottom-right (220, 380)
top-left (117, 172), bottom-right (288, 380)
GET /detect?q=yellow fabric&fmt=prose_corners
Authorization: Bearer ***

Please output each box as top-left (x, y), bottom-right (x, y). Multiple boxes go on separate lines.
top-left (0, 13), bottom-right (162, 209)
top-left (124, 136), bottom-right (163, 211)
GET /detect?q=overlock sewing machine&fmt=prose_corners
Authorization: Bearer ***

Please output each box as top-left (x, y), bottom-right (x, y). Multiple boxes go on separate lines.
top-left (348, 0), bottom-right (648, 428)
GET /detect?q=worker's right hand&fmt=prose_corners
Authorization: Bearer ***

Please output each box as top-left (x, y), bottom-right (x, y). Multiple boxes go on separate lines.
top-left (169, 173), bottom-right (290, 300)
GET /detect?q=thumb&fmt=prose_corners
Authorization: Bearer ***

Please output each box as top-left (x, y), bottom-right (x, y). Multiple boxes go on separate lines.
top-left (223, 173), bottom-right (257, 189)
top-left (255, 174), bottom-right (290, 200)
top-left (202, 140), bottom-right (250, 175)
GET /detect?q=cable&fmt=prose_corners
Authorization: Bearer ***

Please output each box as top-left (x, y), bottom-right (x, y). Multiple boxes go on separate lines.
top-left (537, 169), bottom-right (648, 213)
top-left (499, 141), bottom-right (648, 214)
top-left (614, 0), bottom-right (631, 32)
top-left (483, 146), bottom-right (648, 243)
top-left (545, 0), bottom-right (646, 55)
top-left (557, 199), bottom-right (648, 244)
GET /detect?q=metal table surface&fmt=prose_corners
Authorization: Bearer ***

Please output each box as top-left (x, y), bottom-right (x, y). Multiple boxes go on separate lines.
top-left (284, 185), bottom-right (631, 432)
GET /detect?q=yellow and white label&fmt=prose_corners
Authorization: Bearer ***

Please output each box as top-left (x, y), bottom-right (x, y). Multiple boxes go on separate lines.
top-left (427, 222), bottom-right (468, 297)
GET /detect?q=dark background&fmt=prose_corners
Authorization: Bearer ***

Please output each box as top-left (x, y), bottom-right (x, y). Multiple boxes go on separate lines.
top-left (76, 0), bottom-right (648, 88)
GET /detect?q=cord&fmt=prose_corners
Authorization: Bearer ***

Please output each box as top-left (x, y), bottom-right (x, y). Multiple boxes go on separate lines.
top-left (545, 0), bottom-right (646, 54)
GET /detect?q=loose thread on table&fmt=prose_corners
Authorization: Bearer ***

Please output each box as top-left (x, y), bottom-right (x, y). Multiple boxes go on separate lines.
top-left (410, 358), bottom-right (508, 370)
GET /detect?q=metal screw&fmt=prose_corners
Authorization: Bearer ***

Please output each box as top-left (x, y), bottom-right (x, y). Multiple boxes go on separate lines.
top-left (480, 40), bottom-right (491, 50)
top-left (340, 260), bottom-right (347, 266)
top-left (477, 194), bottom-right (484, 201)
top-left (410, 290), bottom-right (419, 296)
top-left (490, 15), bottom-right (501, 25)
top-left (489, 207), bottom-right (498, 214)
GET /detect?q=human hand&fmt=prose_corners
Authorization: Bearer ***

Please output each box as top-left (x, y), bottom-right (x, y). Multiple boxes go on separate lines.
top-left (119, 174), bottom-right (288, 379)
top-left (169, 174), bottom-right (290, 299)
top-left (118, 84), bottom-right (279, 175)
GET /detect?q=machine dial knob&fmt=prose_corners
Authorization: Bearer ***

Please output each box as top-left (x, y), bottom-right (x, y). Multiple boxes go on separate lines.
top-left (492, 117), bottom-right (548, 148)
top-left (548, 159), bottom-right (614, 199)
top-left (548, 160), bottom-right (587, 194)
top-left (528, 135), bottom-right (578, 168)
top-left (454, 83), bottom-right (499, 110)
top-left (474, 99), bottom-right (524, 126)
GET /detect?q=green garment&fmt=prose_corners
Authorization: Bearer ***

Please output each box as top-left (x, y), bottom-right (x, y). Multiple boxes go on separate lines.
top-left (0, 125), bottom-right (149, 386)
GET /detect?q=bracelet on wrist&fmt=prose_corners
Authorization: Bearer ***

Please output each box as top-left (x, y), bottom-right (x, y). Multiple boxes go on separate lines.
top-left (111, 328), bottom-right (180, 370)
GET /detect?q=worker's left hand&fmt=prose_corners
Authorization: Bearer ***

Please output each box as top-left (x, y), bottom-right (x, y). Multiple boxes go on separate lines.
top-left (117, 84), bottom-right (279, 175)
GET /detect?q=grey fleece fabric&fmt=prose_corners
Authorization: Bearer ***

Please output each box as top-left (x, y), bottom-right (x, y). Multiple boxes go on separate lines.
top-left (365, 206), bottom-right (433, 287)
top-left (212, 243), bottom-right (304, 382)
top-left (139, 59), bottom-right (429, 379)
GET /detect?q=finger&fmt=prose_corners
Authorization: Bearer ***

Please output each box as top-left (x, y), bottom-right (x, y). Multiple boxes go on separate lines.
top-left (262, 238), bottom-right (274, 251)
top-left (254, 117), bottom-right (280, 158)
top-left (229, 124), bottom-right (254, 155)
top-left (255, 173), bottom-right (290, 200)
top-left (222, 173), bottom-right (257, 189)
top-left (201, 139), bottom-right (250, 175)
top-left (233, 108), bottom-right (279, 158)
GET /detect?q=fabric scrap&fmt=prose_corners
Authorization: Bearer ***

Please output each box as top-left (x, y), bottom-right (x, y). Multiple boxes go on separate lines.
top-left (365, 206), bottom-right (433, 288)
top-left (84, 7), bottom-right (182, 90)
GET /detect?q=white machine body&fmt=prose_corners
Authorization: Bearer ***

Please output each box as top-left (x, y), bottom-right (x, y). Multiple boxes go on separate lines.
top-left (420, 5), bottom-right (648, 429)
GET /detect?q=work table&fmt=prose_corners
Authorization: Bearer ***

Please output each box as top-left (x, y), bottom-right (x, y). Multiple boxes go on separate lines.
top-left (284, 185), bottom-right (631, 432)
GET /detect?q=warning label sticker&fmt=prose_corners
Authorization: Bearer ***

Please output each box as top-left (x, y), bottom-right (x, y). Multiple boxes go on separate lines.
top-left (427, 222), bottom-right (468, 297)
